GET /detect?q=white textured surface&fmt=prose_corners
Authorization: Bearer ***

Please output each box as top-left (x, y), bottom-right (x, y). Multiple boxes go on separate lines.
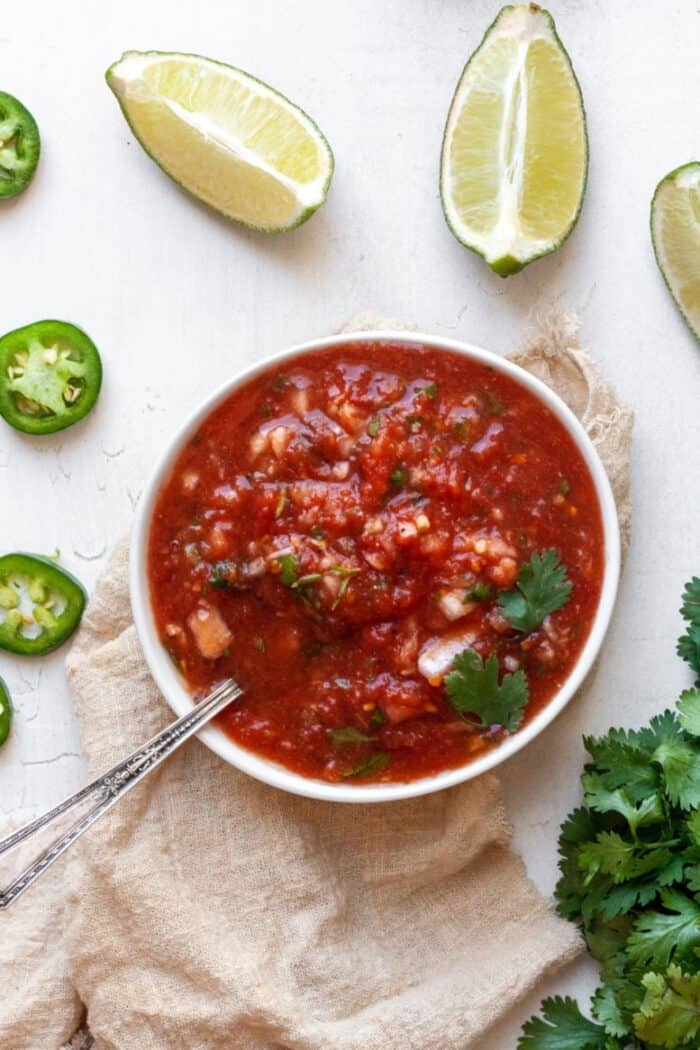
top-left (1, 1), bottom-right (698, 1044)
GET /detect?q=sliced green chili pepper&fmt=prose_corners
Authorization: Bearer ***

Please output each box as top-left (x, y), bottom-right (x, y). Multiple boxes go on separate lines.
top-left (0, 320), bottom-right (102, 435)
top-left (0, 677), bottom-right (12, 747)
top-left (0, 92), bottom-right (40, 199)
top-left (0, 553), bottom-right (86, 655)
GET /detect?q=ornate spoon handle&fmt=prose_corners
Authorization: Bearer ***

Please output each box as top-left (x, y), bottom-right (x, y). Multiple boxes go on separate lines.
top-left (0, 678), bottom-right (242, 910)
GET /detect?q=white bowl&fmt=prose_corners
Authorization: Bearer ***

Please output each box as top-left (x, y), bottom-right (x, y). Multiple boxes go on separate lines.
top-left (131, 331), bottom-right (620, 803)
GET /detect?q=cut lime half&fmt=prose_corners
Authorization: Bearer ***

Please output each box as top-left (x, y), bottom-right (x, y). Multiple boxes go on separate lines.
top-left (651, 162), bottom-right (700, 342)
top-left (440, 4), bottom-right (588, 276)
top-left (106, 51), bottom-right (334, 232)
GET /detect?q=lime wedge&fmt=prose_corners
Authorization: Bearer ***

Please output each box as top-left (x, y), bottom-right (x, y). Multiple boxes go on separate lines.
top-left (440, 5), bottom-right (587, 276)
top-left (106, 51), bottom-right (334, 232)
top-left (651, 162), bottom-right (700, 342)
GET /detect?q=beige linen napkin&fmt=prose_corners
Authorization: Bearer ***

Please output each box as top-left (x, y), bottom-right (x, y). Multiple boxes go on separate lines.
top-left (1, 312), bottom-right (632, 1050)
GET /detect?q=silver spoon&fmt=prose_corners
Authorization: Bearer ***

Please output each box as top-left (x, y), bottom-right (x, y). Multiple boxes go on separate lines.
top-left (0, 678), bottom-right (243, 910)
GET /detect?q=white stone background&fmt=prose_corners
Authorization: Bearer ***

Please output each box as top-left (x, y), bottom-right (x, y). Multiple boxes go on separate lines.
top-left (1, 0), bottom-right (699, 1044)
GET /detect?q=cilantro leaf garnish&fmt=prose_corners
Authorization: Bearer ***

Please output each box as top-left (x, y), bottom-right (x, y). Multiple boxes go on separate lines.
top-left (498, 549), bottom-right (572, 634)
top-left (328, 727), bottom-right (375, 746)
top-left (518, 996), bottom-right (611, 1049)
top-left (485, 390), bottom-right (504, 415)
top-left (277, 552), bottom-right (300, 586)
top-left (444, 649), bottom-right (528, 732)
top-left (465, 581), bottom-right (493, 603)
top-left (344, 751), bottom-right (391, 778)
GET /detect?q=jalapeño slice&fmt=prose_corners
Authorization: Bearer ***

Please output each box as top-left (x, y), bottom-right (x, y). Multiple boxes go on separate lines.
top-left (0, 92), bottom-right (40, 199)
top-left (0, 320), bottom-right (102, 435)
top-left (0, 554), bottom-right (86, 655)
top-left (0, 677), bottom-right (12, 747)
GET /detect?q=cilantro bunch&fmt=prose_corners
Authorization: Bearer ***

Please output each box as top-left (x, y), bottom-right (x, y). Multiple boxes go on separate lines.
top-left (520, 579), bottom-right (700, 1049)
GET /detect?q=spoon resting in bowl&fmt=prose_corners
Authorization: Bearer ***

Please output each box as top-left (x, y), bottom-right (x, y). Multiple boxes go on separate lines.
top-left (0, 678), bottom-right (242, 910)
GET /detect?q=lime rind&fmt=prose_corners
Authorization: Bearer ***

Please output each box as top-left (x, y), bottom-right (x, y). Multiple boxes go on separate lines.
top-left (440, 4), bottom-right (588, 276)
top-left (0, 91), bottom-right (41, 200)
top-left (106, 50), bottom-right (334, 234)
top-left (651, 161), bottom-right (700, 343)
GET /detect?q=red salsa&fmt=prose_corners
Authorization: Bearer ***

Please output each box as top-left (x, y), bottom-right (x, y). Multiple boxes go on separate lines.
top-left (148, 341), bottom-right (604, 783)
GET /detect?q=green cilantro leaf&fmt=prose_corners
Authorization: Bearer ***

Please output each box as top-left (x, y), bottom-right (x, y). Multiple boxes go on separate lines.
top-left (627, 891), bottom-right (700, 969)
top-left (444, 649), bottom-right (529, 732)
top-left (584, 733), bottom-right (662, 804)
top-left (518, 997), bottom-right (613, 1049)
top-left (582, 773), bottom-right (664, 834)
top-left (634, 966), bottom-right (700, 1048)
top-left (680, 578), bottom-right (700, 627)
top-left (277, 552), bottom-right (300, 586)
top-left (555, 807), bottom-right (600, 920)
top-left (585, 916), bottom-right (633, 967)
top-left (686, 810), bottom-right (700, 847)
top-left (685, 862), bottom-right (700, 894)
top-left (486, 390), bottom-right (505, 415)
top-left (498, 549), bottom-right (572, 634)
top-left (328, 727), bottom-right (375, 746)
top-left (597, 883), bottom-right (648, 921)
top-left (653, 737), bottom-right (700, 810)
top-left (343, 751), bottom-right (391, 778)
top-left (591, 984), bottom-right (631, 1039)
top-left (560, 806), bottom-right (600, 849)
top-left (677, 626), bottom-right (700, 683)
top-left (465, 581), bottom-right (493, 603)
top-left (677, 689), bottom-right (700, 737)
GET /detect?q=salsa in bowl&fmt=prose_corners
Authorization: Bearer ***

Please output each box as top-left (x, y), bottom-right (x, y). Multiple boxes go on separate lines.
top-left (132, 332), bottom-right (619, 802)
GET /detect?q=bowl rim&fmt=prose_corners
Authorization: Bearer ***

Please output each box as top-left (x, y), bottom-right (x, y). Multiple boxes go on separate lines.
top-left (130, 329), bottom-right (621, 803)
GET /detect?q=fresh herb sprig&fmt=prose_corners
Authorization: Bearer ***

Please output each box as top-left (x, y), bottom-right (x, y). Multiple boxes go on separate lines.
top-left (677, 577), bottom-right (700, 685)
top-left (499, 548), bottom-right (572, 634)
top-left (276, 552), bottom-right (360, 611)
top-left (445, 649), bottom-right (529, 732)
top-left (328, 727), bottom-right (375, 746)
top-left (520, 579), bottom-right (700, 1050)
top-left (344, 751), bottom-right (391, 778)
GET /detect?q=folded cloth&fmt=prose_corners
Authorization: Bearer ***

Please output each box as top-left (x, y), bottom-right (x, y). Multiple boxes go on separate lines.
top-left (1, 312), bottom-right (632, 1050)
